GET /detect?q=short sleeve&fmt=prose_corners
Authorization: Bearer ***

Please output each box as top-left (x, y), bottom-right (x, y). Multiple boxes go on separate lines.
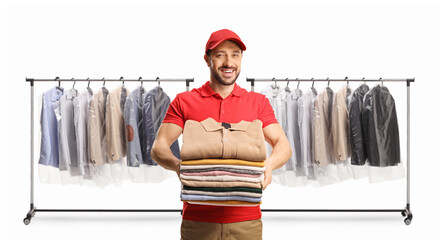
top-left (259, 97), bottom-right (278, 128)
top-left (163, 94), bottom-right (185, 129)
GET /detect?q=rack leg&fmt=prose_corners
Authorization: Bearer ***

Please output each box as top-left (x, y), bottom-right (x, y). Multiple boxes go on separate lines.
top-left (23, 204), bottom-right (36, 225)
top-left (25, 80), bottom-right (35, 225)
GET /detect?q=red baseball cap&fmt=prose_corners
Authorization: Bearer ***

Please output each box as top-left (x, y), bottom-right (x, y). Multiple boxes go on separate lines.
top-left (205, 29), bottom-right (246, 54)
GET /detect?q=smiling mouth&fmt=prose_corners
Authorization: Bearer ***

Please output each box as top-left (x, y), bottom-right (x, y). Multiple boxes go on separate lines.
top-left (220, 68), bottom-right (236, 77)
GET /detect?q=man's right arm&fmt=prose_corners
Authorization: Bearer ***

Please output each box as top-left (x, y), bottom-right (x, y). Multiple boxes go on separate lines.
top-left (151, 123), bottom-right (183, 176)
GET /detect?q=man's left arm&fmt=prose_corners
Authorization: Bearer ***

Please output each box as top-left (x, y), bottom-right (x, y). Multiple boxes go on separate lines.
top-left (262, 123), bottom-right (292, 190)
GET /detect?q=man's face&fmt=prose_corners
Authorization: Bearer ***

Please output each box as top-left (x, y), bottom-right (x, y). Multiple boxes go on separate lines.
top-left (205, 40), bottom-right (242, 86)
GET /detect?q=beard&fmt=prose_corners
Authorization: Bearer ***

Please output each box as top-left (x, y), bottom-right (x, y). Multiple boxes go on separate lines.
top-left (210, 66), bottom-right (241, 86)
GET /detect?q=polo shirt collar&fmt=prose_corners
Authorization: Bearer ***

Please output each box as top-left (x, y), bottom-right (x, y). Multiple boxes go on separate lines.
top-left (201, 81), bottom-right (245, 98)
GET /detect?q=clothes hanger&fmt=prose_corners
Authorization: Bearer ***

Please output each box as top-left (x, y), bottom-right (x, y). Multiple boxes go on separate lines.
top-left (327, 77), bottom-right (330, 88)
top-left (379, 77), bottom-right (383, 87)
top-left (296, 78), bottom-right (300, 90)
top-left (87, 77), bottom-right (91, 89)
top-left (139, 76), bottom-right (143, 88)
top-left (285, 78), bottom-right (291, 92)
top-left (72, 78), bottom-right (76, 90)
top-left (120, 76), bottom-right (125, 88)
top-left (156, 77), bottom-right (160, 87)
top-left (345, 76), bottom-right (349, 87)
top-left (102, 77), bottom-right (106, 88)
top-left (54, 76), bottom-right (62, 91)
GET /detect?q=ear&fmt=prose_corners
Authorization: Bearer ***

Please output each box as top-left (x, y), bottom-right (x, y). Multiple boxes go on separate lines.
top-left (204, 54), bottom-right (211, 67)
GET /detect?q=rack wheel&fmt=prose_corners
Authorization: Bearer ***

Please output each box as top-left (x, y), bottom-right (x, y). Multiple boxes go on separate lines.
top-left (404, 218), bottom-right (411, 225)
top-left (23, 218), bottom-right (31, 225)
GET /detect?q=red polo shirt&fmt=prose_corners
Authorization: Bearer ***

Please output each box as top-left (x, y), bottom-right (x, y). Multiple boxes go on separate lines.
top-left (163, 81), bottom-right (277, 223)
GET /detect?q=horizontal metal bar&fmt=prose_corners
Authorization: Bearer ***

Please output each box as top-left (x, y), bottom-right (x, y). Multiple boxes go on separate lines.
top-left (26, 77), bottom-right (194, 82)
top-left (35, 209), bottom-right (182, 212)
top-left (33, 208), bottom-right (405, 213)
top-left (261, 209), bottom-right (405, 212)
top-left (246, 78), bottom-right (415, 82)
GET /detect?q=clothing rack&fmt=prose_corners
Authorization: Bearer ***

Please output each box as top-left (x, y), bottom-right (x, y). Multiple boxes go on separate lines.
top-left (247, 77), bottom-right (414, 225)
top-left (24, 77), bottom-right (414, 225)
top-left (24, 77), bottom-right (194, 225)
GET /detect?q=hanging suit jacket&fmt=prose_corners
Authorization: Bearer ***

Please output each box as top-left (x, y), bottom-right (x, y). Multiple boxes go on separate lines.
top-left (362, 85), bottom-right (400, 167)
top-left (312, 87), bottom-right (334, 167)
top-left (106, 85), bottom-right (130, 161)
top-left (73, 88), bottom-right (93, 178)
top-left (180, 118), bottom-right (266, 161)
top-left (88, 87), bottom-right (109, 166)
top-left (39, 87), bottom-right (64, 168)
top-left (56, 88), bottom-right (79, 175)
top-left (123, 86), bottom-right (146, 167)
top-left (331, 85), bottom-right (352, 162)
top-left (349, 84), bottom-right (369, 165)
top-left (143, 86), bottom-right (180, 165)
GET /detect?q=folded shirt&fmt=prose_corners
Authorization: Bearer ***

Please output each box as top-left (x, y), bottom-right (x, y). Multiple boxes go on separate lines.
top-left (181, 167), bottom-right (264, 175)
top-left (180, 174), bottom-right (264, 183)
top-left (181, 159), bottom-right (265, 167)
top-left (180, 164), bottom-right (265, 172)
top-left (180, 118), bottom-right (266, 161)
top-left (181, 189), bottom-right (262, 198)
top-left (183, 185), bottom-right (263, 193)
top-left (185, 200), bottom-right (261, 207)
top-left (181, 179), bottom-right (264, 189)
top-left (181, 193), bottom-right (262, 203)
top-left (181, 170), bottom-right (261, 178)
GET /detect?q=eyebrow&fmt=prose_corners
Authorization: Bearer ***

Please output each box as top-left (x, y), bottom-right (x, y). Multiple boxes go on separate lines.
top-left (215, 50), bottom-right (242, 54)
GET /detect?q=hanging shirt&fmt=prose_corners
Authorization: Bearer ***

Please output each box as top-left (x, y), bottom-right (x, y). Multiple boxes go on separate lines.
top-left (163, 81), bottom-right (277, 224)
top-left (332, 85), bottom-right (352, 162)
top-left (56, 88), bottom-right (80, 175)
top-left (88, 87), bottom-right (109, 166)
top-left (39, 86), bottom-right (64, 168)
top-left (362, 85), bottom-right (401, 167)
top-left (123, 86), bottom-right (146, 167)
top-left (143, 86), bottom-right (180, 165)
top-left (349, 84), bottom-right (369, 165)
top-left (285, 88), bottom-right (302, 171)
top-left (106, 85), bottom-right (130, 162)
top-left (297, 88), bottom-right (317, 177)
top-left (312, 87), bottom-right (335, 167)
top-left (73, 87), bottom-right (93, 178)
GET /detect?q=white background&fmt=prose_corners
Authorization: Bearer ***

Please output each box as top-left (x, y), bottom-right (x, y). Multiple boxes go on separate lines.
top-left (2, 0), bottom-right (439, 239)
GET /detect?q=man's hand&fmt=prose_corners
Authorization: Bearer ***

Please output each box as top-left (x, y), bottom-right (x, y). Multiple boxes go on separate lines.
top-left (263, 160), bottom-right (272, 190)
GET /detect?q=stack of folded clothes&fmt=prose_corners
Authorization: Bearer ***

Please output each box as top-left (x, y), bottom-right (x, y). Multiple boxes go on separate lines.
top-left (179, 117), bottom-right (267, 206)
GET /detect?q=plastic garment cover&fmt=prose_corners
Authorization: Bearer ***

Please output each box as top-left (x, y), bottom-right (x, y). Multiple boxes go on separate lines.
top-left (297, 88), bottom-right (317, 178)
top-left (73, 88), bottom-right (93, 179)
top-left (348, 84), bottom-right (369, 165)
top-left (143, 86), bottom-right (180, 165)
top-left (55, 88), bottom-right (80, 175)
top-left (362, 85), bottom-right (400, 167)
top-left (88, 87), bottom-right (109, 167)
top-left (284, 88), bottom-right (303, 171)
top-left (39, 86), bottom-right (64, 168)
top-left (106, 85), bottom-right (130, 161)
top-left (260, 84), bottom-right (287, 157)
top-left (331, 85), bottom-right (352, 162)
top-left (312, 87), bottom-right (335, 167)
top-left (123, 86), bottom-right (146, 167)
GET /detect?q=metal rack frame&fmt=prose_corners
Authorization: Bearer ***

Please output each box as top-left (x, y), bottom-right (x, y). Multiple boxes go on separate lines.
top-left (247, 77), bottom-right (414, 225)
top-left (24, 76), bottom-right (414, 225)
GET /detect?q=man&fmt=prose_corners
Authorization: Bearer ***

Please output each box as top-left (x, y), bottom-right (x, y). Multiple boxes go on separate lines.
top-left (151, 29), bottom-right (292, 240)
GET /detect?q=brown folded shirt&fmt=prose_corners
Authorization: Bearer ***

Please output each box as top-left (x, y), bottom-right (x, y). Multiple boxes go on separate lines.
top-left (180, 118), bottom-right (266, 161)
